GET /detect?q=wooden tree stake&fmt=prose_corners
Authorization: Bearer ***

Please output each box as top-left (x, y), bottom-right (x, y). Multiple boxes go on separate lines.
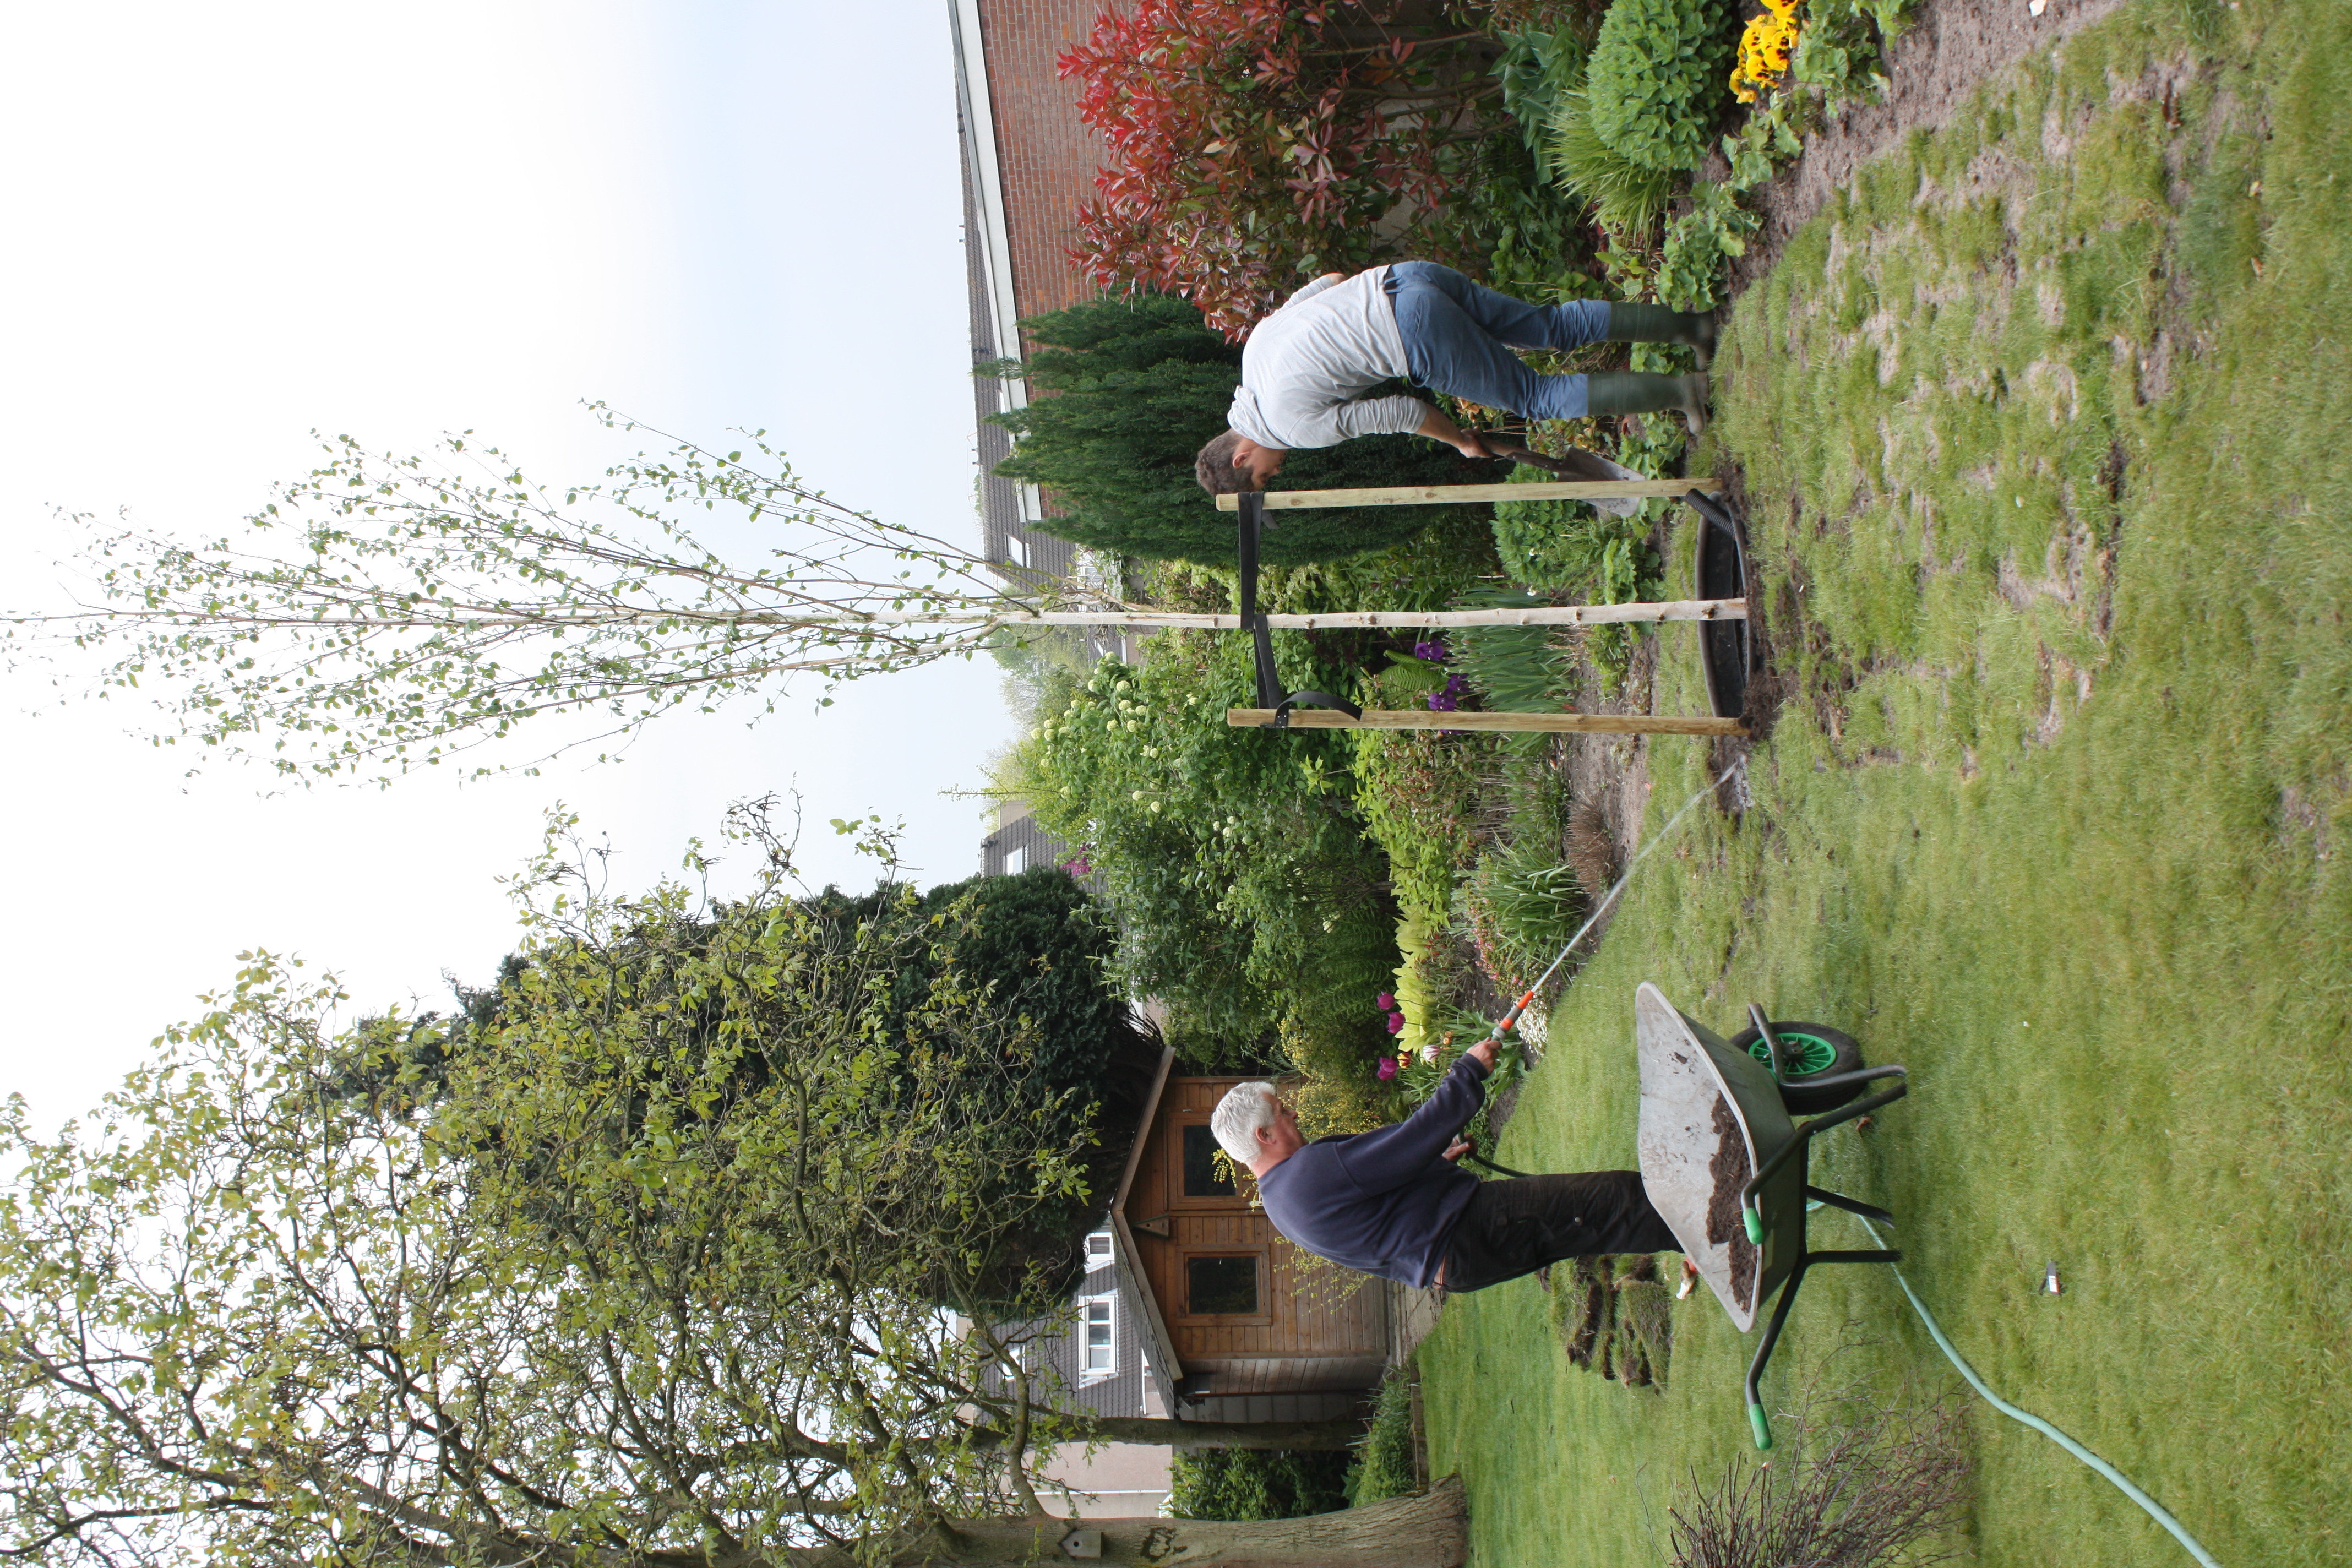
top-left (1226, 708), bottom-right (1747, 736)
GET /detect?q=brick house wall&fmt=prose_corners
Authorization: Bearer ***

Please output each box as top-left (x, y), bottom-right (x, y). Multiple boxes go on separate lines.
top-left (970, 0), bottom-right (1110, 333)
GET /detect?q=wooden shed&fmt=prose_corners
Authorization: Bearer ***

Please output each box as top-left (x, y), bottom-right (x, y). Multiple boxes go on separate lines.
top-left (1107, 1050), bottom-right (1389, 1423)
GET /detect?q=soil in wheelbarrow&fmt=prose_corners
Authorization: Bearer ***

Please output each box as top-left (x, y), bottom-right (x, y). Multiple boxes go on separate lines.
top-left (1704, 1095), bottom-right (1758, 1312)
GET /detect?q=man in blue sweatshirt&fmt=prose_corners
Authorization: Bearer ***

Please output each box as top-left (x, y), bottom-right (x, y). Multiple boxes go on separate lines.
top-left (1211, 1038), bottom-right (1681, 1293)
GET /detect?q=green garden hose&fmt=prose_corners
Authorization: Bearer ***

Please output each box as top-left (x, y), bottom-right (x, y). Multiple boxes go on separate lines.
top-left (1476, 761), bottom-right (2219, 1561)
top-left (1844, 1215), bottom-right (2222, 1567)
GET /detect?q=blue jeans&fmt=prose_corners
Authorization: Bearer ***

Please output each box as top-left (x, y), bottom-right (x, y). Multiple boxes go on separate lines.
top-left (1384, 261), bottom-right (1610, 421)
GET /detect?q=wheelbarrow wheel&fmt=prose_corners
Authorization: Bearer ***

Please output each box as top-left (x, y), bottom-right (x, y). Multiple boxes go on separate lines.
top-left (1730, 1021), bottom-right (1866, 1114)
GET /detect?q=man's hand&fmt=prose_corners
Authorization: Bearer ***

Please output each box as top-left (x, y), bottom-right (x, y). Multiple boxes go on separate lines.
top-left (1465, 1034), bottom-right (1499, 1071)
top-left (1415, 404), bottom-right (1494, 460)
top-left (1442, 1137), bottom-right (1472, 1163)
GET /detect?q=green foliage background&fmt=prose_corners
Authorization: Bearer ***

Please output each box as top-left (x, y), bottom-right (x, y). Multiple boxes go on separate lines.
top-left (1165, 1449), bottom-right (1352, 1521)
top-left (1586, 0), bottom-right (1739, 173)
top-left (1012, 638), bottom-right (1398, 1074)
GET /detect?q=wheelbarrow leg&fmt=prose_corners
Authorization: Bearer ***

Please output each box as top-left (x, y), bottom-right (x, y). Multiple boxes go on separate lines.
top-left (1745, 1257), bottom-right (1810, 1451)
top-left (1805, 1186), bottom-right (1894, 1226)
top-left (1743, 1247), bottom-right (1904, 1451)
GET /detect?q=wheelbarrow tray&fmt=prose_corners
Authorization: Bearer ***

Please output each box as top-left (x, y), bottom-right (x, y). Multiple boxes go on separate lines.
top-left (1633, 982), bottom-right (1804, 1331)
top-left (1634, 982), bottom-right (1914, 1447)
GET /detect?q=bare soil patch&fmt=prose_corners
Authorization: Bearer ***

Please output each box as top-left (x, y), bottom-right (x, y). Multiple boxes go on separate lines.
top-left (1730, 0), bottom-right (2136, 290)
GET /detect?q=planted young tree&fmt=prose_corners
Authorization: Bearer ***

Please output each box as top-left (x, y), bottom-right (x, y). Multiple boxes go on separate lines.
top-left (988, 293), bottom-right (1500, 567)
top-left (2, 409), bottom-right (1148, 783)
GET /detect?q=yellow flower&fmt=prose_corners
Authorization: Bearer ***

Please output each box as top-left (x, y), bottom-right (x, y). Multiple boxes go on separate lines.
top-left (1730, 0), bottom-right (1804, 104)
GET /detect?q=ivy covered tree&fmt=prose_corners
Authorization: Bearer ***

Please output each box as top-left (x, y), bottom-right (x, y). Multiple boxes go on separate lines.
top-left (799, 862), bottom-right (1169, 1300)
top-left (336, 823), bottom-right (1164, 1310)
top-left (987, 293), bottom-right (1506, 568)
top-left (0, 808), bottom-right (1453, 1568)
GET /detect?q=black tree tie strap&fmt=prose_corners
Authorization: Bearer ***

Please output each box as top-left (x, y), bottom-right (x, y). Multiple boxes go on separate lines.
top-left (1237, 491), bottom-right (1365, 731)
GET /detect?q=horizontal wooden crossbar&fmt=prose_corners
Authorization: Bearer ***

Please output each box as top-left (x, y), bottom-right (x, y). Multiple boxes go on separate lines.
top-left (1214, 477), bottom-right (1722, 511)
top-left (997, 599), bottom-right (1744, 630)
top-left (1226, 708), bottom-right (1747, 736)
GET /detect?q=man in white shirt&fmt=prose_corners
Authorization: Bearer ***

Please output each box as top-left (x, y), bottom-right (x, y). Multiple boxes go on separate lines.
top-left (1196, 261), bottom-right (1714, 494)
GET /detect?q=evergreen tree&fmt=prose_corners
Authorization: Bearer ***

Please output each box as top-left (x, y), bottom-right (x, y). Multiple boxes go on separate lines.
top-left (988, 293), bottom-right (1505, 567)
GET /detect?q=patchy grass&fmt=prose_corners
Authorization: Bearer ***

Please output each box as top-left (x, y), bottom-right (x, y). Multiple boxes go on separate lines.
top-left (1416, 2), bottom-right (2352, 1564)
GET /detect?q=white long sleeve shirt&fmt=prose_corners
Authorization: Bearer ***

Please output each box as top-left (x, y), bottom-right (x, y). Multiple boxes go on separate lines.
top-left (1226, 267), bottom-right (1428, 450)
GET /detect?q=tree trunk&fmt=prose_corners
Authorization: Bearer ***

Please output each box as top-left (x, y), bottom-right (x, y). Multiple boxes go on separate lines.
top-left (901, 1476), bottom-right (1467, 1568)
top-left (1082, 1414), bottom-right (1366, 1451)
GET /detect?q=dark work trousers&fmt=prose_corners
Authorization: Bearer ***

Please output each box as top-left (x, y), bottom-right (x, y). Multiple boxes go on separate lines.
top-left (1439, 1172), bottom-right (1681, 1294)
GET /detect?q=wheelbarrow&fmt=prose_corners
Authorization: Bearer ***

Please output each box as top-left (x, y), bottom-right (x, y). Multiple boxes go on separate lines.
top-left (1632, 982), bottom-right (1911, 1449)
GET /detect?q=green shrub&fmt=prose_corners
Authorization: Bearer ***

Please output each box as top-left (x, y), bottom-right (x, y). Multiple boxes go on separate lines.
top-left (1494, 23), bottom-right (1593, 159)
top-left (1491, 464), bottom-right (1649, 594)
top-left (1015, 638), bottom-right (1397, 1067)
top-left (1347, 727), bottom-right (1499, 922)
top-left (1446, 588), bottom-right (1574, 712)
top-left (1167, 1449), bottom-right (1353, 1521)
top-left (1345, 1373), bottom-right (1420, 1506)
top-left (1549, 84), bottom-right (1678, 235)
top-left (1457, 838), bottom-right (1586, 987)
top-left (1656, 179), bottom-right (1763, 311)
top-left (1586, 0), bottom-right (1738, 173)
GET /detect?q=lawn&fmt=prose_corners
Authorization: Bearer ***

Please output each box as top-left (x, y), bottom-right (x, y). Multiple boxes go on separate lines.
top-left (1414, 1), bottom-right (2352, 1563)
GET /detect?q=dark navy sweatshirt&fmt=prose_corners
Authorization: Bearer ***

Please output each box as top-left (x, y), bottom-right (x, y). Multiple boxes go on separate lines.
top-left (1256, 1053), bottom-right (1489, 1287)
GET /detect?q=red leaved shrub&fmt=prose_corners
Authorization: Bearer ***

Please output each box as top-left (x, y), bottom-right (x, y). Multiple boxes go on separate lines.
top-left (1059, 0), bottom-right (1504, 339)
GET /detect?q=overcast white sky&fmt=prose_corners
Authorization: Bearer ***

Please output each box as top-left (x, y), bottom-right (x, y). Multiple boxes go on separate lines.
top-left (0, 2), bottom-right (1024, 1134)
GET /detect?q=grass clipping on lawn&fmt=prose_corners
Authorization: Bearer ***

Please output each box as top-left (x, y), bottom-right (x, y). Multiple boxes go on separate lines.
top-left (1411, 1), bottom-right (2352, 1564)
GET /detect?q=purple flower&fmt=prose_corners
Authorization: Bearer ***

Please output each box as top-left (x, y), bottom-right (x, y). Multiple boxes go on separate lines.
top-left (1386, 1011), bottom-right (1406, 1034)
top-left (1412, 639), bottom-right (1449, 663)
top-left (1425, 674), bottom-right (1468, 713)
top-left (1375, 990), bottom-right (1396, 1010)
top-left (1376, 1057), bottom-right (1398, 1081)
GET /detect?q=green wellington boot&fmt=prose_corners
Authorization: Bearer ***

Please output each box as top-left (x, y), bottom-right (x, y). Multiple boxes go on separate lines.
top-left (1586, 371), bottom-right (1712, 439)
top-left (1605, 303), bottom-right (1719, 368)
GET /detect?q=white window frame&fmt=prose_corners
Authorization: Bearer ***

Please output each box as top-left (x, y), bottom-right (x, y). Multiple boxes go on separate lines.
top-left (1079, 1292), bottom-right (1117, 1382)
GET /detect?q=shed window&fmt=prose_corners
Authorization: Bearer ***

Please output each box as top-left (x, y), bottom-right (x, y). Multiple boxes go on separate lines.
top-left (1082, 1297), bottom-right (1115, 1374)
top-left (1185, 1255), bottom-right (1259, 1316)
top-left (1180, 1124), bottom-right (1237, 1198)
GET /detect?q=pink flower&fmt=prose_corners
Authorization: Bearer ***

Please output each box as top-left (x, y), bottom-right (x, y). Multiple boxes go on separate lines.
top-left (1376, 1057), bottom-right (1398, 1080)
top-left (1386, 1011), bottom-right (1406, 1034)
top-left (1375, 990), bottom-right (1395, 1010)
top-left (1420, 1042), bottom-right (1442, 1065)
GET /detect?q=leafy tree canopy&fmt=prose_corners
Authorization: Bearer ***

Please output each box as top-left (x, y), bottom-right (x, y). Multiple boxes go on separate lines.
top-left (0, 804), bottom-right (1447, 1568)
